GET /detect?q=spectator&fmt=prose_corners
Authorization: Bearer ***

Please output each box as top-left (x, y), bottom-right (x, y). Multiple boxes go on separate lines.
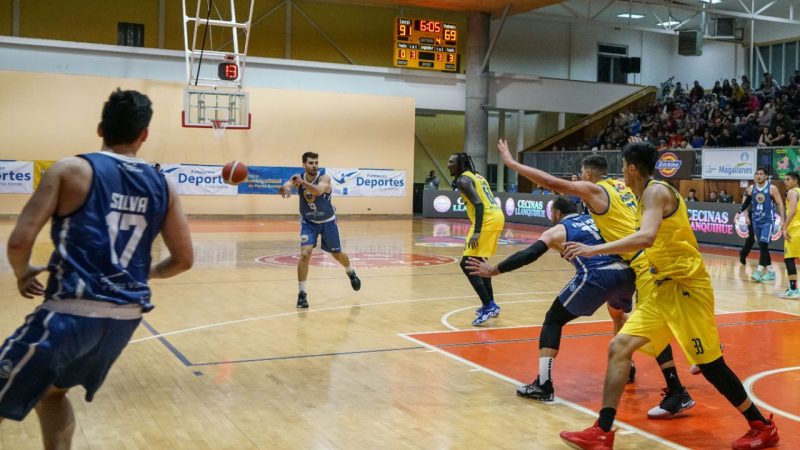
top-left (687, 188), bottom-right (698, 202)
top-left (717, 127), bottom-right (738, 147)
top-left (722, 79), bottom-right (733, 98)
top-left (719, 190), bottom-right (734, 203)
top-left (424, 170), bottom-right (440, 190)
top-left (758, 127), bottom-right (772, 146)
top-left (690, 80), bottom-right (705, 103)
top-left (712, 81), bottom-right (723, 98)
top-left (768, 125), bottom-right (789, 146)
top-left (706, 190), bottom-right (719, 202)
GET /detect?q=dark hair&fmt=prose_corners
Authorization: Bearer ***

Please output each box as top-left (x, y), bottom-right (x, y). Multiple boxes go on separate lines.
top-left (756, 167), bottom-right (768, 174)
top-left (302, 152), bottom-right (319, 163)
top-left (581, 155), bottom-right (608, 175)
top-left (551, 196), bottom-right (578, 216)
top-left (689, 188), bottom-right (696, 193)
top-left (451, 152), bottom-right (477, 175)
top-left (787, 171), bottom-right (800, 183)
top-left (622, 141), bottom-right (658, 176)
top-left (100, 89), bottom-right (153, 146)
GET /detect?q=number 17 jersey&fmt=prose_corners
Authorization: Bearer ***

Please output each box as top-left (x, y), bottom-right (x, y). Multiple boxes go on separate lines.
top-left (44, 152), bottom-right (169, 312)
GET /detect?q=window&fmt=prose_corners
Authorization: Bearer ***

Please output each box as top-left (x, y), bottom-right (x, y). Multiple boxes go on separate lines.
top-left (118, 23), bottom-right (144, 47)
top-left (597, 44), bottom-right (628, 84)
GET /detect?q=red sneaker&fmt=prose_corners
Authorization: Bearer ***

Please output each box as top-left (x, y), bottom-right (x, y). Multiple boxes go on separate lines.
top-left (559, 421), bottom-right (615, 450)
top-left (732, 414), bottom-right (779, 450)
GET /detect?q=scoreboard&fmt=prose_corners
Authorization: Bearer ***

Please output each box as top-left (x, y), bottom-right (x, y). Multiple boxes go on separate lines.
top-left (393, 17), bottom-right (458, 72)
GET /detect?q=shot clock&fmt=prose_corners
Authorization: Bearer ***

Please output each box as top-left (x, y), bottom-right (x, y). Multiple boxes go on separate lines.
top-left (393, 17), bottom-right (458, 72)
top-left (217, 61), bottom-right (239, 81)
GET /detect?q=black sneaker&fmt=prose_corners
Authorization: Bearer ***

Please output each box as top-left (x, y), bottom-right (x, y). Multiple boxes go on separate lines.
top-left (348, 271), bottom-right (361, 291)
top-left (739, 252), bottom-right (747, 265)
top-left (516, 377), bottom-right (554, 402)
top-left (628, 362), bottom-right (636, 384)
top-left (296, 291), bottom-right (309, 309)
top-left (647, 387), bottom-right (695, 419)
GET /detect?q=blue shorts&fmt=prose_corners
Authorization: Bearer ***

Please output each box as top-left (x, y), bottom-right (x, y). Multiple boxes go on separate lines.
top-left (300, 218), bottom-right (342, 253)
top-left (558, 263), bottom-right (636, 317)
top-left (0, 306), bottom-right (140, 421)
top-left (752, 220), bottom-right (773, 244)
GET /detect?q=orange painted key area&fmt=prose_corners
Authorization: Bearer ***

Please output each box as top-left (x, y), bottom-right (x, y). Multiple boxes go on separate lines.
top-left (409, 311), bottom-right (800, 449)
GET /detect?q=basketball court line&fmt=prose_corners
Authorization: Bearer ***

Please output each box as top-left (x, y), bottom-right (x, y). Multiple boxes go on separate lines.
top-left (743, 366), bottom-right (800, 423)
top-left (129, 291), bottom-right (546, 344)
top-left (440, 296), bottom-right (559, 331)
top-left (397, 332), bottom-right (690, 450)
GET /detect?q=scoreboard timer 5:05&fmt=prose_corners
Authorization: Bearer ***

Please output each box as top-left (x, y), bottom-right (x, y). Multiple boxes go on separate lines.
top-left (393, 17), bottom-right (458, 72)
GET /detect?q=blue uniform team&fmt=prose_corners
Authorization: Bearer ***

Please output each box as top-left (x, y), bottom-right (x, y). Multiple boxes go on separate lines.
top-left (738, 167), bottom-right (784, 282)
top-left (467, 196), bottom-right (635, 401)
top-left (1, 90), bottom-right (193, 448)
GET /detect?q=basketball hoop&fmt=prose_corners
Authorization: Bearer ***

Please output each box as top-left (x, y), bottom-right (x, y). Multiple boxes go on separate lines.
top-left (211, 119), bottom-right (228, 138)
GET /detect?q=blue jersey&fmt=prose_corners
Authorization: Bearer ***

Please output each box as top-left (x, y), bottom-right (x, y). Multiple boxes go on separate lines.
top-left (751, 181), bottom-right (774, 224)
top-left (299, 173), bottom-right (336, 223)
top-left (44, 152), bottom-right (169, 312)
top-left (561, 214), bottom-right (621, 270)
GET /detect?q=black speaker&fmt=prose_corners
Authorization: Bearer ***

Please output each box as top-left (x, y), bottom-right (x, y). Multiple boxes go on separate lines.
top-left (628, 57), bottom-right (641, 73)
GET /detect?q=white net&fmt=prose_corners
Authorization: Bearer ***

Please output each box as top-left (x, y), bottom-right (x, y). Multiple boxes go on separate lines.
top-left (211, 120), bottom-right (228, 139)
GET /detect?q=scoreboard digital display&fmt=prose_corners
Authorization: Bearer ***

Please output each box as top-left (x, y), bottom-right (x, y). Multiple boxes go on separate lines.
top-left (393, 17), bottom-right (458, 72)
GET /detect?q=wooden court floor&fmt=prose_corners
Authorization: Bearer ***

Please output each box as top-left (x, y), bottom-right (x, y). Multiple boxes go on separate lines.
top-left (0, 217), bottom-right (798, 449)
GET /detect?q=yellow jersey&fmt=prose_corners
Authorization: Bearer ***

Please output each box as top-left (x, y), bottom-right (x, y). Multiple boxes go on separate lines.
top-left (640, 180), bottom-right (710, 288)
top-left (589, 178), bottom-right (639, 261)
top-left (786, 187), bottom-right (800, 230)
top-left (459, 171), bottom-right (504, 232)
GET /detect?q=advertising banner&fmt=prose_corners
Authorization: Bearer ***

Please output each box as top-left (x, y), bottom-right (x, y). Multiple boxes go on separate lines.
top-left (237, 166), bottom-right (299, 194)
top-left (33, 160), bottom-right (56, 189)
top-left (328, 168), bottom-right (406, 197)
top-left (160, 164), bottom-right (238, 196)
top-left (655, 150), bottom-right (695, 180)
top-left (424, 192), bottom-right (783, 249)
top-left (0, 161), bottom-right (34, 193)
top-left (772, 147), bottom-right (800, 180)
top-left (701, 148), bottom-right (757, 179)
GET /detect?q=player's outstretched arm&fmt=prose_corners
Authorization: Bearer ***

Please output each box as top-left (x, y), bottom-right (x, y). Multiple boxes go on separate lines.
top-left (466, 225), bottom-right (565, 277)
top-left (495, 139), bottom-right (606, 209)
top-left (150, 181), bottom-right (194, 279)
top-left (563, 183), bottom-right (670, 260)
top-left (7, 162), bottom-right (67, 298)
top-left (298, 173), bottom-right (332, 196)
top-left (278, 177), bottom-right (297, 198)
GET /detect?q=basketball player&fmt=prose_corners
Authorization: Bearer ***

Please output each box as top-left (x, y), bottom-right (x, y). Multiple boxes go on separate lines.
top-left (781, 171), bottom-right (800, 298)
top-left (448, 152), bottom-right (505, 326)
top-left (496, 139), bottom-right (692, 418)
top-left (1, 89), bottom-right (194, 449)
top-left (466, 197), bottom-right (635, 401)
top-left (740, 168), bottom-right (784, 281)
top-left (560, 142), bottom-right (779, 450)
top-left (279, 152), bottom-right (360, 308)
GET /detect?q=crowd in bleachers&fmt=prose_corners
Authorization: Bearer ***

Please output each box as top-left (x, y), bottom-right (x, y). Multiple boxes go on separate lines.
top-left (588, 71), bottom-right (800, 150)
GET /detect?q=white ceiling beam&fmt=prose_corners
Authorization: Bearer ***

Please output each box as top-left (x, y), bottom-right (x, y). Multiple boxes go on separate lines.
top-left (755, 0), bottom-right (777, 15)
top-left (591, 0), bottom-right (617, 20)
top-left (560, 2), bottom-right (582, 17)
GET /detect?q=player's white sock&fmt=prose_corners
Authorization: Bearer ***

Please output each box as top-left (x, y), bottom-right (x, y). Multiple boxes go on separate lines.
top-left (767, 266), bottom-right (775, 273)
top-left (539, 357), bottom-right (554, 383)
top-left (345, 266), bottom-right (354, 275)
top-left (299, 281), bottom-right (307, 292)
top-left (757, 265), bottom-right (765, 272)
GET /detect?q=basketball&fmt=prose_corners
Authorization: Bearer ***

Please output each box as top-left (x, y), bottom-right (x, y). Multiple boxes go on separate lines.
top-left (221, 160), bottom-right (248, 185)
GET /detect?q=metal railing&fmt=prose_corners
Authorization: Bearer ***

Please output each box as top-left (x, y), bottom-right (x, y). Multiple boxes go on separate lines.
top-left (521, 146), bottom-right (792, 178)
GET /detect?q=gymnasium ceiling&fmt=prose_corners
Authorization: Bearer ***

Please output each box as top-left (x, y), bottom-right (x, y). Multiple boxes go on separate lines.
top-left (319, 0), bottom-right (800, 37)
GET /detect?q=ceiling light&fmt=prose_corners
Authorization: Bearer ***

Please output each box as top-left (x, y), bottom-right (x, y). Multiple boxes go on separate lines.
top-left (617, 13), bottom-right (645, 19)
top-left (658, 19), bottom-right (680, 26)
top-left (700, 0), bottom-right (723, 3)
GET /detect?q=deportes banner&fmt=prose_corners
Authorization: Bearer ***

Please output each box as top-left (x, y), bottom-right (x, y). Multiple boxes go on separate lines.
top-left (328, 168), bottom-right (406, 197)
top-left (160, 164), bottom-right (238, 196)
top-left (0, 161), bottom-right (34, 193)
top-left (701, 148), bottom-right (757, 179)
top-left (772, 147), bottom-right (800, 180)
top-left (237, 166), bottom-right (300, 194)
top-left (654, 150), bottom-right (695, 180)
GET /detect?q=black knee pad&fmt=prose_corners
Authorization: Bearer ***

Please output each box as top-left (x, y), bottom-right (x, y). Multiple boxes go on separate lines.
top-left (540, 299), bottom-right (577, 350)
top-left (786, 257), bottom-right (797, 276)
top-left (698, 356), bottom-right (748, 406)
top-left (655, 345), bottom-right (674, 365)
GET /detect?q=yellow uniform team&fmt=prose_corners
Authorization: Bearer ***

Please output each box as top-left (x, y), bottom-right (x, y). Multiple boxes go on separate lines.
top-left (459, 170), bottom-right (505, 257)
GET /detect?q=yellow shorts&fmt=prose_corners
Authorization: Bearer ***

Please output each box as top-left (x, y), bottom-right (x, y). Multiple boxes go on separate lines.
top-left (463, 229), bottom-right (502, 257)
top-left (785, 227), bottom-right (800, 258)
top-left (620, 279), bottom-right (722, 365)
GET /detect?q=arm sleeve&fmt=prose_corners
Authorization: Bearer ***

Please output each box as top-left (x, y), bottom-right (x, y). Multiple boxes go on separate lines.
top-left (497, 240), bottom-right (549, 273)
top-left (739, 194), bottom-right (751, 213)
top-left (473, 203), bottom-right (484, 234)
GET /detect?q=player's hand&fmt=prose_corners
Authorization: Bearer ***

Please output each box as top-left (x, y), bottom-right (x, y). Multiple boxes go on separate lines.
top-left (291, 174), bottom-right (303, 187)
top-left (16, 265), bottom-right (46, 299)
top-left (468, 233), bottom-right (480, 249)
top-left (784, 229), bottom-right (791, 241)
top-left (745, 215), bottom-right (751, 225)
top-left (562, 242), bottom-right (595, 261)
top-left (496, 139), bottom-right (513, 163)
top-left (278, 186), bottom-right (292, 198)
top-left (465, 257), bottom-right (497, 278)
top-left (627, 135), bottom-right (643, 143)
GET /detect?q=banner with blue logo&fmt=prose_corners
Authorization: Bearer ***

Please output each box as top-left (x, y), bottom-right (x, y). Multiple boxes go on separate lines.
top-left (701, 148), bottom-right (757, 180)
top-left (0, 161), bottom-right (34, 193)
top-left (237, 166), bottom-right (301, 194)
top-left (328, 168), bottom-right (406, 197)
top-left (160, 164), bottom-right (238, 196)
